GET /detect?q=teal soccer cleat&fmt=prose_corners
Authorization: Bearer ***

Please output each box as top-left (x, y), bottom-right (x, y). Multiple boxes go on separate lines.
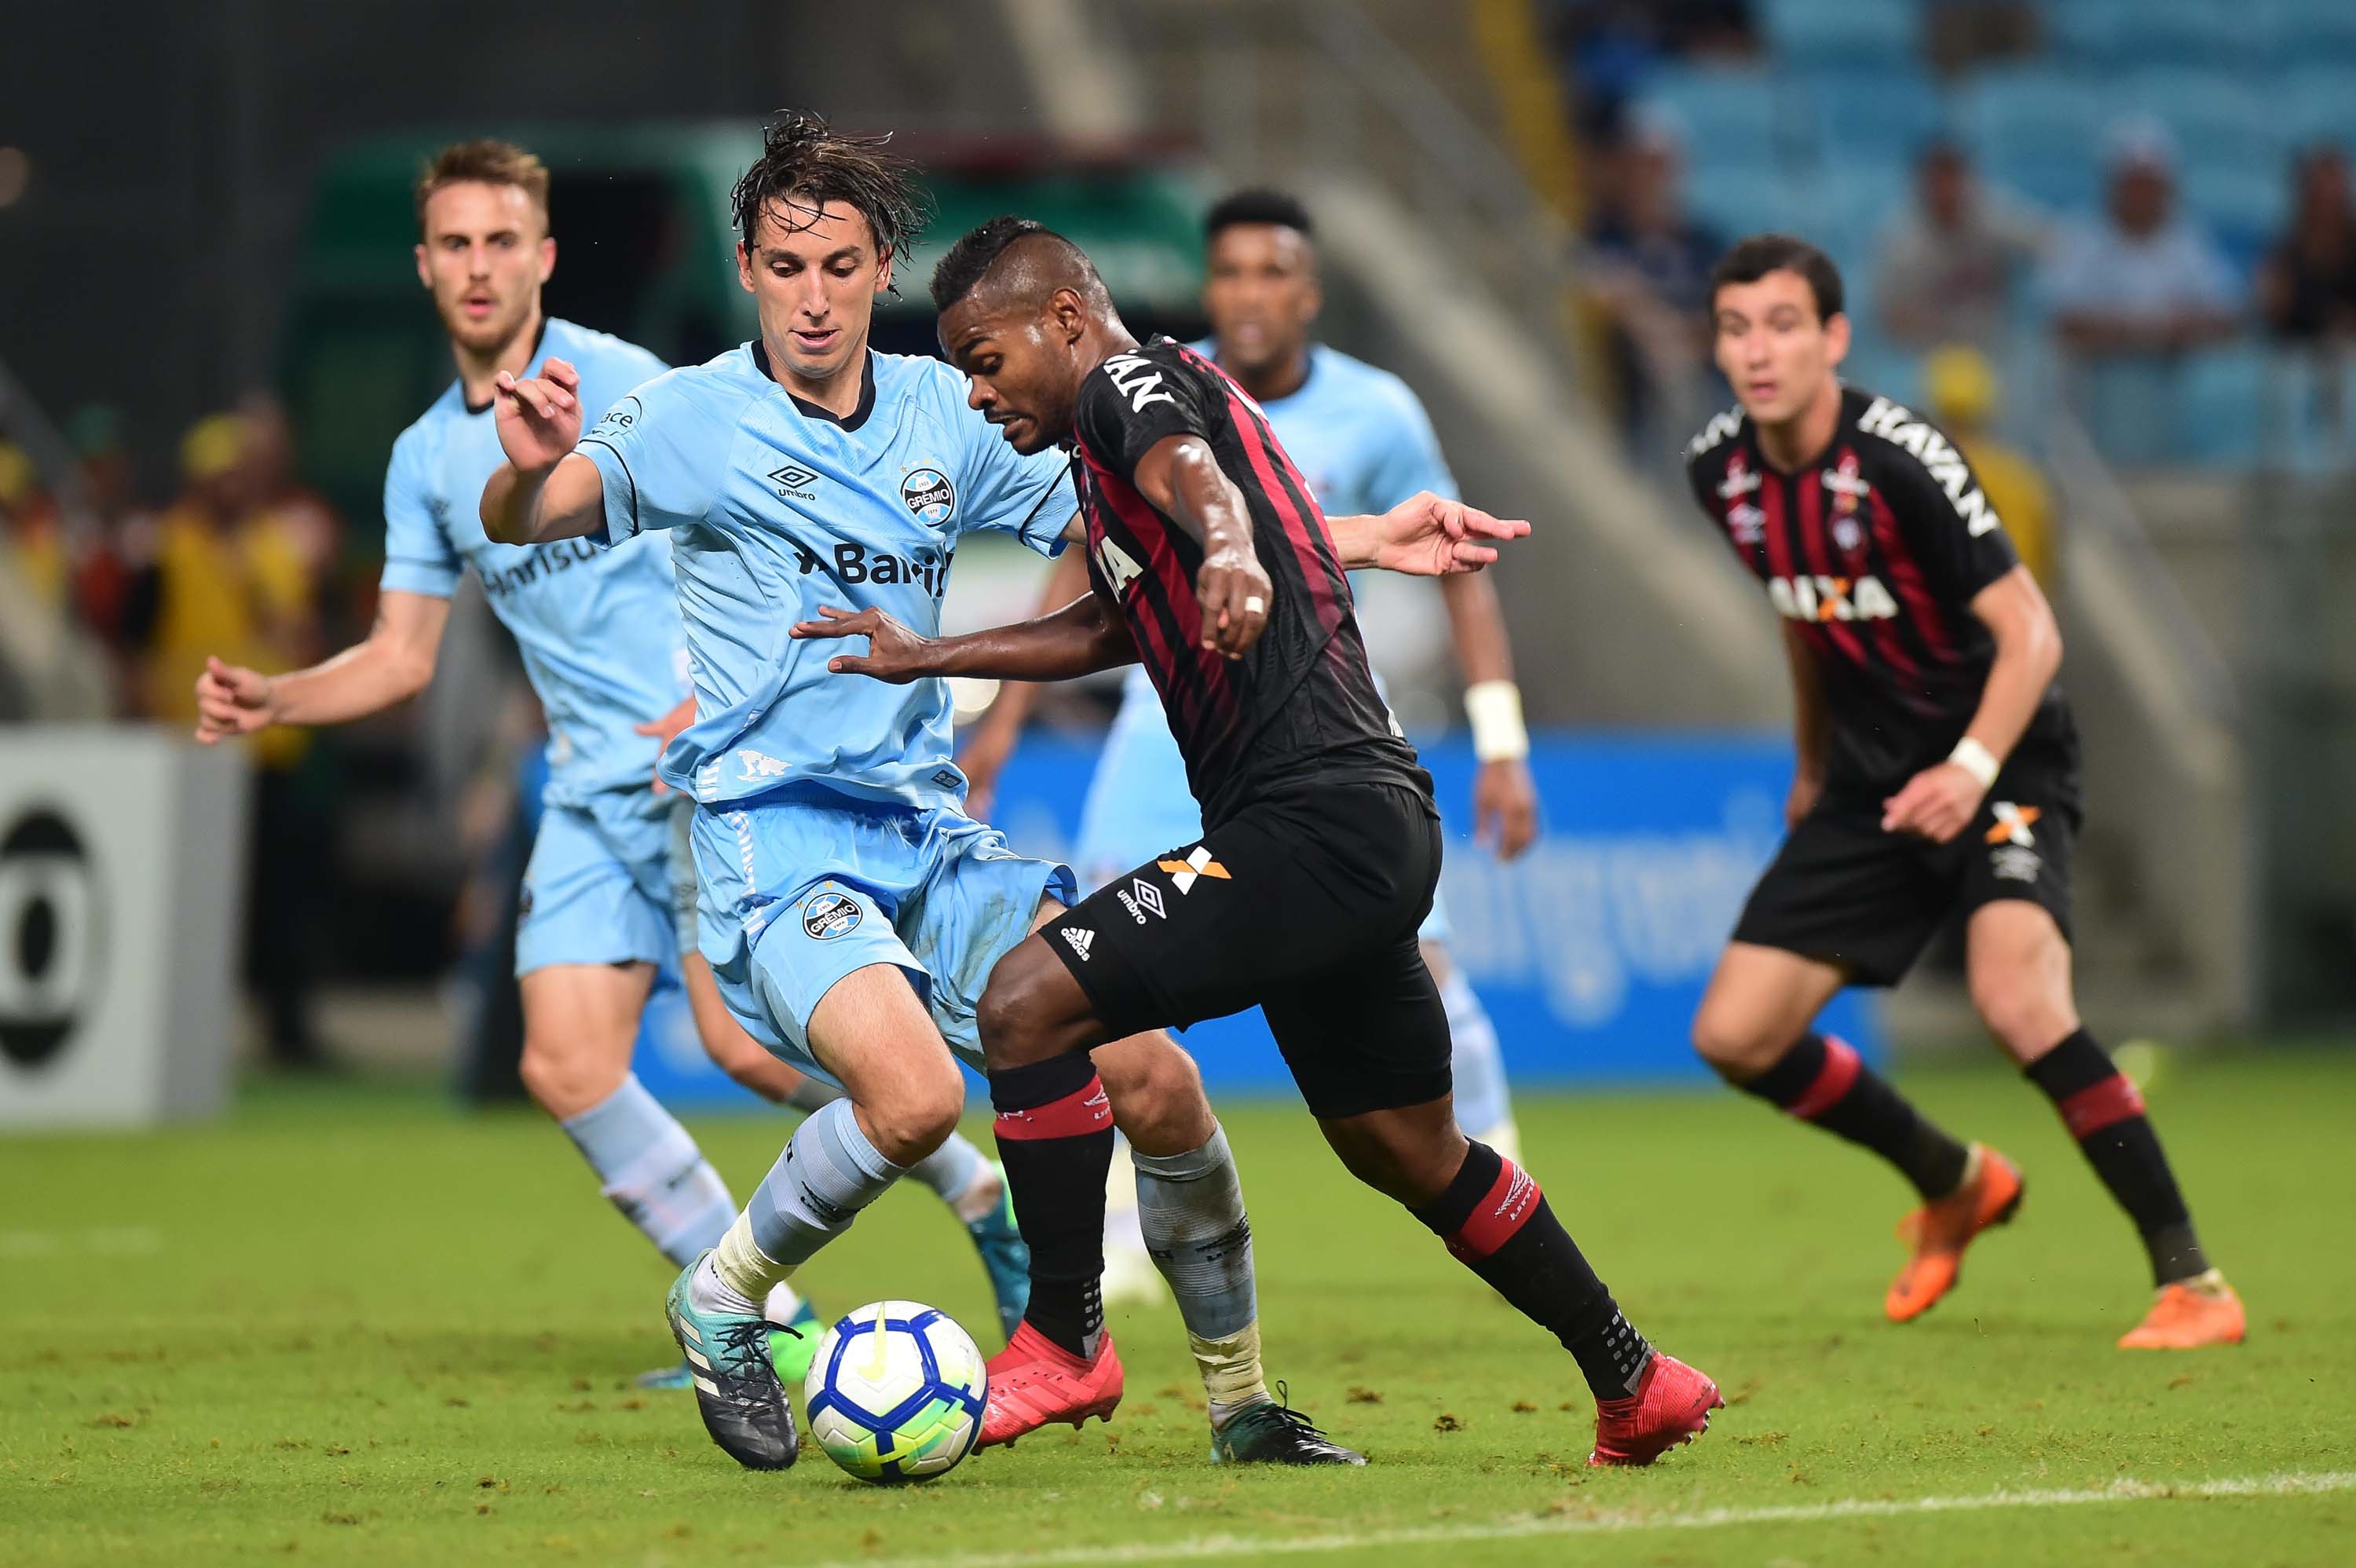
top-left (665, 1253), bottom-right (798, 1470)
top-left (966, 1163), bottom-right (1032, 1343)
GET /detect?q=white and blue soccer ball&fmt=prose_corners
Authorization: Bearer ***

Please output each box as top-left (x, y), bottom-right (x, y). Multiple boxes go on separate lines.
top-left (801, 1300), bottom-right (987, 1483)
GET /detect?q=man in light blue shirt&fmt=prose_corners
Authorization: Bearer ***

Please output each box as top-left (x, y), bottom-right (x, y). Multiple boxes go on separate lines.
top-left (957, 189), bottom-right (1543, 1304)
top-left (194, 139), bottom-right (1025, 1387)
top-left (483, 117), bottom-right (1514, 1471)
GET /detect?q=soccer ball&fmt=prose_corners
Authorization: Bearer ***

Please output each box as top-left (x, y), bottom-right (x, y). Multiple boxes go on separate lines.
top-left (801, 1300), bottom-right (987, 1483)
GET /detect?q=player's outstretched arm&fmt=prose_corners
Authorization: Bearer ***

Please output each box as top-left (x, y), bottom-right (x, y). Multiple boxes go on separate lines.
top-left (790, 592), bottom-right (1138, 685)
top-left (1328, 492), bottom-right (1531, 577)
top-left (957, 544), bottom-right (1094, 817)
top-left (480, 357), bottom-right (605, 544)
top-left (193, 589), bottom-right (452, 743)
top-left (1882, 565), bottom-right (2062, 842)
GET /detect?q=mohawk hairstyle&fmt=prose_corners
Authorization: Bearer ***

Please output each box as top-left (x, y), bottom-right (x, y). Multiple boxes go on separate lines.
top-left (730, 111), bottom-right (931, 294)
top-left (929, 215), bottom-right (1052, 311)
top-left (1203, 187), bottom-right (1314, 241)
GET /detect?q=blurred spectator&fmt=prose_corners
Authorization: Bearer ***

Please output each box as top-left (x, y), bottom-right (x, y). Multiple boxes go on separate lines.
top-left (1872, 141), bottom-right (2047, 353)
top-left (2043, 119), bottom-right (2240, 356)
top-left (64, 405), bottom-right (161, 702)
top-left (148, 411), bottom-right (333, 1066)
top-left (1923, 344), bottom-right (2056, 587)
top-left (0, 440), bottom-right (67, 608)
top-left (2256, 145), bottom-right (2356, 345)
top-left (1549, 3), bottom-right (1758, 137)
top-left (1924, 1), bottom-right (2042, 75)
top-left (1578, 110), bottom-right (1725, 449)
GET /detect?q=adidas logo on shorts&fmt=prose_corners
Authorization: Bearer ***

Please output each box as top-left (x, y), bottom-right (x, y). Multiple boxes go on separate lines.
top-left (1060, 927), bottom-right (1095, 961)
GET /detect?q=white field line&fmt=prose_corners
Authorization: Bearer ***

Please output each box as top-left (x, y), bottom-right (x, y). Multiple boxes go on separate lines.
top-left (793, 1470), bottom-right (2356, 1568)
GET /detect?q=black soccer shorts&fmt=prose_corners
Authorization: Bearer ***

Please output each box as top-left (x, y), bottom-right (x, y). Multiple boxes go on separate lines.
top-left (1732, 755), bottom-right (2082, 988)
top-left (1044, 780), bottom-right (1453, 1119)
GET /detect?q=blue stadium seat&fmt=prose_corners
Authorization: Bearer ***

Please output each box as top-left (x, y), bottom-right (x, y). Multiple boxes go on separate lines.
top-left (1762, 0), bottom-right (1922, 68)
top-left (2280, 67), bottom-right (2356, 148)
top-left (2171, 345), bottom-right (2266, 466)
top-left (1681, 162), bottom-right (1813, 247)
top-left (1952, 68), bottom-right (2104, 213)
top-left (1635, 65), bottom-right (1795, 170)
top-left (2047, 0), bottom-right (2265, 70)
top-left (2259, 0), bottom-right (2356, 67)
top-left (1794, 68), bottom-right (1952, 154)
top-left (2118, 71), bottom-right (2285, 182)
top-left (1813, 161), bottom-right (1915, 269)
top-left (2181, 164), bottom-right (2290, 266)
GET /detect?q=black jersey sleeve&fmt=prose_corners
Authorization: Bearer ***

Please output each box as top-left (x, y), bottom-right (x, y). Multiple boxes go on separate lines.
top-left (1872, 428), bottom-right (2024, 605)
top-left (1073, 347), bottom-right (1227, 488)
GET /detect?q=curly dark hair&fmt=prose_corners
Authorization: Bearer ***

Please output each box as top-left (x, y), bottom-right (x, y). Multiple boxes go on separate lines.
top-left (928, 215), bottom-right (1053, 311)
top-left (730, 111), bottom-right (931, 292)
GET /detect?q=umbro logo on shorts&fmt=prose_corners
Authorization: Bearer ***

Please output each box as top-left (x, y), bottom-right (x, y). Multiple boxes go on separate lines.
top-left (1114, 878), bottom-right (1165, 925)
top-left (1060, 927), bottom-right (1095, 961)
top-left (803, 890), bottom-right (862, 941)
top-left (1156, 845), bottom-right (1231, 895)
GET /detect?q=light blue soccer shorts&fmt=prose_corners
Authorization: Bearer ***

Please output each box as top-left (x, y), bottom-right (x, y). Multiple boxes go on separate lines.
top-left (516, 787), bottom-right (677, 976)
top-left (1076, 671), bottom-right (1455, 944)
top-left (687, 783), bottom-right (1076, 1073)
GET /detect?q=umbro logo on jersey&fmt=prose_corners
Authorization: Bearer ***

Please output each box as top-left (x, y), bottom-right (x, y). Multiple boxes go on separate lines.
top-left (1114, 878), bottom-right (1166, 925)
top-left (770, 463), bottom-right (820, 499)
top-left (1985, 802), bottom-right (2040, 848)
top-left (1059, 926), bottom-right (1095, 961)
top-left (1766, 574), bottom-right (1900, 623)
top-left (1156, 846), bottom-right (1231, 894)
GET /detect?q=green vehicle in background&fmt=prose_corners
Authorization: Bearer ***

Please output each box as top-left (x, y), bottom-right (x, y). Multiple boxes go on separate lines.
top-left (284, 124), bottom-right (1211, 531)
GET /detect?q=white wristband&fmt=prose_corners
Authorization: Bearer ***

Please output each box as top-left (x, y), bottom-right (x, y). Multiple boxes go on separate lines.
top-left (1948, 736), bottom-right (2000, 791)
top-left (1465, 680), bottom-right (1530, 763)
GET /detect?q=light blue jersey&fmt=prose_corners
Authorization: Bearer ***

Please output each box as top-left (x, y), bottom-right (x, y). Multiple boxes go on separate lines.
top-left (575, 345), bottom-right (1077, 1064)
top-left (578, 345), bottom-right (1074, 810)
top-left (1080, 343), bottom-right (1458, 918)
top-left (382, 317), bottom-right (683, 807)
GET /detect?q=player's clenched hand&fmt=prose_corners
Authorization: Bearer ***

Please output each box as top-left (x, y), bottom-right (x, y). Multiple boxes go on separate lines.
top-left (1370, 492), bottom-right (1532, 578)
top-left (1474, 758), bottom-right (1540, 860)
top-left (790, 605), bottom-right (937, 683)
top-left (192, 655), bottom-right (276, 743)
top-left (1196, 537), bottom-right (1271, 660)
top-left (492, 356), bottom-right (584, 474)
top-left (631, 693), bottom-right (697, 795)
top-left (1881, 762), bottom-right (1985, 843)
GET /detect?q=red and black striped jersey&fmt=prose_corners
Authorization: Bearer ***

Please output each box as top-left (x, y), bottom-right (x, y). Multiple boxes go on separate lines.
top-left (1684, 385), bottom-right (2077, 795)
top-left (1072, 338), bottom-right (1432, 829)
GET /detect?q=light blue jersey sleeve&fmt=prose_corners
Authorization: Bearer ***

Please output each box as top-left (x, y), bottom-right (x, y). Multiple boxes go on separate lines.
top-left (576, 371), bottom-right (736, 546)
top-left (1358, 376), bottom-right (1459, 508)
top-left (957, 416), bottom-right (1075, 557)
top-left (379, 425), bottom-right (462, 598)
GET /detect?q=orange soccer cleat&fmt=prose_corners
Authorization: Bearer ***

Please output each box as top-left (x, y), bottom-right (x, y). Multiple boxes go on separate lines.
top-left (976, 1323), bottom-right (1124, 1449)
top-left (1885, 1143), bottom-right (2025, 1322)
top-left (2119, 1273), bottom-right (2247, 1350)
top-left (1589, 1352), bottom-right (1724, 1467)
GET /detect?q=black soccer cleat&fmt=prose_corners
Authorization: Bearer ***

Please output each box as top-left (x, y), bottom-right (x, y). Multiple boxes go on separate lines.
top-left (1209, 1383), bottom-right (1366, 1466)
top-left (666, 1255), bottom-right (799, 1470)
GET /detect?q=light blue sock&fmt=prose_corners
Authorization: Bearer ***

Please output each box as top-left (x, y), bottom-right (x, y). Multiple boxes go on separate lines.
top-left (1440, 963), bottom-right (1514, 1139)
top-left (1133, 1124), bottom-right (1257, 1340)
top-left (907, 1131), bottom-right (989, 1214)
top-left (559, 1074), bottom-right (737, 1268)
top-left (746, 1098), bottom-right (905, 1270)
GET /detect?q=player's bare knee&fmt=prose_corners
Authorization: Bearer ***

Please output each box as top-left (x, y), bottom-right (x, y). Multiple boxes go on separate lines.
top-left (518, 1035), bottom-right (624, 1118)
top-left (1690, 1003), bottom-right (1780, 1080)
top-left (1972, 981), bottom-right (2073, 1063)
top-left (1097, 1036), bottom-right (1209, 1154)
top-left (977, 944), bottom-right (1084, 1069)
top-left (864, 1060), bottom-right (966, 1163)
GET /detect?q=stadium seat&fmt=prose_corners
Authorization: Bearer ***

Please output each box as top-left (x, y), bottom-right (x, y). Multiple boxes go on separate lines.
top-left (1682, 162), bottom-right (1815, 248)
top-left (1952, 68), bottom-right (2104, 213)
top-left (2279, 67), bottom-right (2356, 149)
top-left (2171, 345), bottom-right (2267, 466)
top-left (2181, 163), bottom-right (2290, 267)
top-left (2259, 0), bottom-right (2356, 67)
top-left (1794, 68), bottom-right (1952, 154)
top-left (1635, 65), bottom-right (1799, 170)
top-left (1761, 0), bottom-right (1922, 68)
top-left (2117, 71), bottom-right (2285, 185)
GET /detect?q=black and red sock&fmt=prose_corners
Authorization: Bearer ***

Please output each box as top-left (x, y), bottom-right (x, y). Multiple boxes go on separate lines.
top-left (1732, 1033), bottom-right (1971, 1201)
top-left (1410, 1141), bottom-right (1652, 1400)
top-left (988, 1055), bottom-right (1115, 1358)
top-left (2025, 1029), bottom-right (2208, 1285)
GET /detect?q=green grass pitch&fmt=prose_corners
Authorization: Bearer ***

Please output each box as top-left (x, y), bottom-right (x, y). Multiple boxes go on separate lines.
top-left (5, 1047), bottom-right (2351, 1566)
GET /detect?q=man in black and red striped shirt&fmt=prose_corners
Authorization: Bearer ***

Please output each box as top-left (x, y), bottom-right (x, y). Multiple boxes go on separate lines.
top-left (799, 216), bottom-right (1726, 1468)
top-left (1683, 234), bottom-right (2242, 1350)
